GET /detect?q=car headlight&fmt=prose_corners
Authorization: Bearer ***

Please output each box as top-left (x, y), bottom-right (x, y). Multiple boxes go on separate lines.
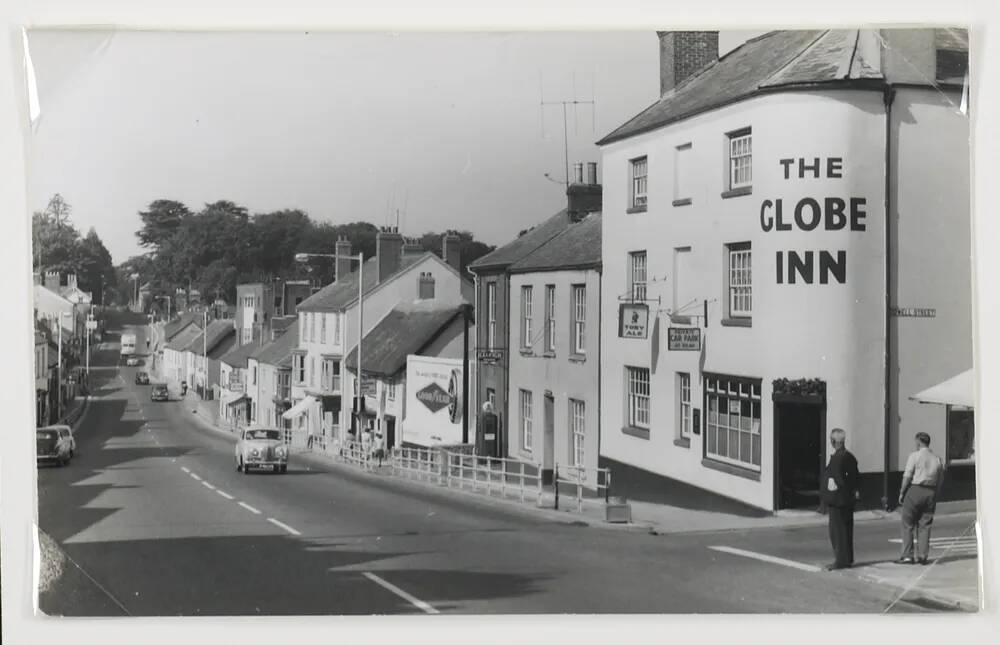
top-left (251, 447), bottom-right (260, 457)
top-left (275, 447), bottom-right (287, 458)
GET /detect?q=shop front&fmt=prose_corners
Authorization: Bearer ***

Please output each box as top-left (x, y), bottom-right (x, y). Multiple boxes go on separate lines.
top-left (910, 369), bottom-right (976, 500)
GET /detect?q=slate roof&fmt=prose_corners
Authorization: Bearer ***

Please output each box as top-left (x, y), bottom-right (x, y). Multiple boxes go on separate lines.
top-left (296, 253), bottom-right (425, 313)
top-left (250, 325), bottom-right (299, 368)
top-left (165, 323), bottom-right (204, 351)
top-left (598, 29), bottom-right (887, 145)
top-left (468, 209), bottom-right (574, 272)
top-left (180, 320), bottom-right (236, 356)
top-left (164, 312), bottom-right (203, 341)
top-left (509, 213), bottom-right (602, 273)
top-left (219, 337), bottom-right (267, 369)
top-left (344, 301), bottom-right (464, 378)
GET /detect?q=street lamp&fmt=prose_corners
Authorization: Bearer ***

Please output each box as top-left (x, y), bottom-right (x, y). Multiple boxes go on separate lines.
top-left (295, 250), bottom-right (364, 444)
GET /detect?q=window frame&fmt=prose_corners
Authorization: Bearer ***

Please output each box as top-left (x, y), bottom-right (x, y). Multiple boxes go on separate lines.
top-left (628, 251), bottom-right (648, 302)
top-left (673, 142), bottom-right (693, 205)
top-left (544, 284), bottom-right (556, 354)
top-left (570, 398), bottom-right (586, 467)
top-left (520, 285), bottom-right (534, 350)
top-left (520, 389), bottom-right (533, 451)
top-left (626, 366), bottom-right (651, 430)
top-left (320, 313), bottom-right (327, 343)
top-left (703, 374), bottom-right (762, 471)
top-left (630, 156), bottom-right (648, 210)
top-left (486, 282), bottom-right (497, 350)
top-left (571, 284), bottom-right (586, 355)
top-left (727, 128), bottom-right (752, 190)
top-left (726, 242), bottom-right (753, 320)
top-left (678, 372), bottom-right (692, 441)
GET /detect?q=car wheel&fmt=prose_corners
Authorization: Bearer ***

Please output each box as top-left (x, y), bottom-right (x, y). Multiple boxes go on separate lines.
top-left (242, 460), bottom-right (250, 475)
top-left (281, 465), bottom-right (287, 474)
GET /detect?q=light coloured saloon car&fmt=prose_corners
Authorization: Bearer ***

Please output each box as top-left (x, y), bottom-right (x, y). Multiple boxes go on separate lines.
top-left (36, 425), bottom-right (76, 466)
top-left (235, 427), bottom-right (288, 473)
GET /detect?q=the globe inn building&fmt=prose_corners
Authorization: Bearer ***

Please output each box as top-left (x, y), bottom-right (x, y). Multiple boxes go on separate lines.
top-left (597, 29), bottom-right (973, 511)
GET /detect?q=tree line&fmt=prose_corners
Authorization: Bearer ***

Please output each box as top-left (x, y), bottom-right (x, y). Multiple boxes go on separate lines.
top-left (121, 199), bottom-right (497, 309)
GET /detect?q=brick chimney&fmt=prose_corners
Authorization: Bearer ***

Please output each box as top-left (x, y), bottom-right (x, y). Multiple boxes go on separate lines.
top-left (335, 236), bottom-right (353, 282)
top-left (376, 226), bottom-right (403, 284)
top-left (418, 272), bottom-right (436, 300)
top-left (44, 271), bottom-right (60, 291)
top-left (442, 230), bottom-right (462, 272)
top-left (657, 31), bottom-right (718, 96)
top-left (567, 161), bottom-right (602, 222)
top-left (401, 236), bottom-right (425, 258)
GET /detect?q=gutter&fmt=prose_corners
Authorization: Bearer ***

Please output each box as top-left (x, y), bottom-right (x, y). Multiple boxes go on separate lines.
top-left (882, 84), bottom-right (896, 511)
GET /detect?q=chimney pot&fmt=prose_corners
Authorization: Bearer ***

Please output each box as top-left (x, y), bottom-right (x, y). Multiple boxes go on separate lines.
top-left (572, 163), bottom-right (584, 184)
top-left (587, 162), bottom-right (598, 185)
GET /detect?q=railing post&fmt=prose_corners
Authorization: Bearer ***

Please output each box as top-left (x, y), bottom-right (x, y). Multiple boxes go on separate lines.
top-left (577, 468), bottom-right (583, 514)
top-left (554, 463), bottom-right (560, 511)
top-left (519, 462), bottom-right (525, 504)
top-left (500, 458), bottom-right (507, 499)
top-left (535, 462), bottom-right (544, 507)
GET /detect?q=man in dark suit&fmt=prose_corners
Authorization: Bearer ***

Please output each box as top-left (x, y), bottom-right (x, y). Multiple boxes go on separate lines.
top-left (822, 427), bottom-right (860, 570)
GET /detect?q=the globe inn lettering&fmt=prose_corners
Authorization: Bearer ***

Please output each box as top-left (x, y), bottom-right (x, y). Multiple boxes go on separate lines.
top-left (761, 157), bottom-right (866, 285)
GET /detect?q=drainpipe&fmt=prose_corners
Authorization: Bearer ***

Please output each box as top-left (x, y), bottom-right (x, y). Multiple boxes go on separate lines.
top-left (882, 85), bottom-right (896, 512)
top-left (597, 268), bottom-right (603, 491)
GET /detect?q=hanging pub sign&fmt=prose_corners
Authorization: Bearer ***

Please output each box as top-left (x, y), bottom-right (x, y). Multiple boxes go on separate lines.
top-left (667, 327), bottom-right (701, 351)
top-left (618, 303), bottom-right (649, 339)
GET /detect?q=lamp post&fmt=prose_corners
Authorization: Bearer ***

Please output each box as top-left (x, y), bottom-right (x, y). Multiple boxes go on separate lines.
top-left (295, 250), bottom-right (364, 444)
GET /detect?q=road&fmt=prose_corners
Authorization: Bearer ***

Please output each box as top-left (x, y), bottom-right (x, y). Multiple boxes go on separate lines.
top-left (37, 313), bottom-right (976, 615)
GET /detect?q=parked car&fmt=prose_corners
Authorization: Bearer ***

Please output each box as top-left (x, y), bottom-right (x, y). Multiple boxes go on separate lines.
top-left (150, 383), bottom-right (169, 401)
top-left (135, 371), bottom-right (150, 385)
top-left (125, 356), bottom-right (141, 367)
top-left (36, 425), bottom-right (75, 466)
top-left (235, 427), bottom-right (288, 474)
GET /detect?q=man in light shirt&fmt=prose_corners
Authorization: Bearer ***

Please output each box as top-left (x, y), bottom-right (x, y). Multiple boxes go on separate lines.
top-left (897, 432), bottom-right (946, 564)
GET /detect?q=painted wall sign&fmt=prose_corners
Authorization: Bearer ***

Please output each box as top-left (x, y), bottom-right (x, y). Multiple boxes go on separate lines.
top-left (667, 327), bottom-right (702, 351)
top-left (619, 303), bottom-right (649, 339)
top-left (890, 307), bottom-right (937, 318)
top-left (761, 157), bottom-right (866, 285)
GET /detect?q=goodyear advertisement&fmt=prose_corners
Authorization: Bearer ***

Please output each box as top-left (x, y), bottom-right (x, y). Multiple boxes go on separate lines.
top-left (402, 355), bottom-right (463, 447)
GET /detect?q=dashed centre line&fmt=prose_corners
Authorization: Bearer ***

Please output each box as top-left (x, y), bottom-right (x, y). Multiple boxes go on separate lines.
top-left (267, 517), bottom-right (302, 536)
top-left (217, 490), bottom-right (235, 500)
top-left (201, 481), bottom-right (216, 490)
top-left (238, 501), bottom-right (261, 515)
top-left (362, 572), bottom-right (439, 614)
top-left (708, 546), bottom-right (822, 573)
top-left (181, 466), bottom-right (190, 473)
top-left (189, 473), bottom-right (202, 481)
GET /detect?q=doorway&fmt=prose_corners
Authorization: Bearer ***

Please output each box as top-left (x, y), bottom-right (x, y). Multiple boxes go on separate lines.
top-left (385, 416), bottom-right (396, 450)
top-left (543, 392), bottom-right (555, 483)
top-left (775, 401), bottom-right (825, 510)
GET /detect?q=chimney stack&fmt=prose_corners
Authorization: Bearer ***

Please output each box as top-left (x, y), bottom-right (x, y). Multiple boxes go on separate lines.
top-left (567, 161), bottom-right (602, 221)
top-left (442, 230), bottom-right (462, 272)
top-left (657, 31), bottom-right (719, 96)
top-left (376, 226), bottom-right (403, 284)
top-left (401, 236), bottom-right (424, 258)
top-left (418, 272), bottom-right (436, 300)
top-left (44, 271), bottom-right (60, 292)
top-left (335, 236), bottom-right (353, 282)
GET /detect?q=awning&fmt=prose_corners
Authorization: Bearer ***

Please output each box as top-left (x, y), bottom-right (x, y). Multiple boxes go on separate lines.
top-left (910, 369), bottom-right (974, 408)
top-left (282, 395), bottom-right (316, 420)
top-left (219, 388), bottom-right (247, 407)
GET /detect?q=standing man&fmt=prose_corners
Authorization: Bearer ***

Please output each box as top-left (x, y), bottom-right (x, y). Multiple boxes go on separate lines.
top-left (822, 428), bottom-right (860, 570)
top-left (897, 432), bottom-right (945, 565)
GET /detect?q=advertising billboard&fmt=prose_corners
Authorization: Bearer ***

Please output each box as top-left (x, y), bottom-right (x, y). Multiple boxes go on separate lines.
top-left (402, 355), bottom-right (464, 447)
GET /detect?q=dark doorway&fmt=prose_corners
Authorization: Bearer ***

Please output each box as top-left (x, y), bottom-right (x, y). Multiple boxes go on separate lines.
top-left (543, 392), bottom-right (555, 484)
top-left (775, 401), bottom-right (825, 510)
top-left (385, 416), bottom-right (396, 449)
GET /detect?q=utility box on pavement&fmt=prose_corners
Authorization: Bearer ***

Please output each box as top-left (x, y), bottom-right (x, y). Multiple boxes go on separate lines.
top-left (605, 496), bottom-right (632, 524)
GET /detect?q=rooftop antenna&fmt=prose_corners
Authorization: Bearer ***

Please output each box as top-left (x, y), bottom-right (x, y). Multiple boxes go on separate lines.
top-left (540, 71), bottom-right (596, 188)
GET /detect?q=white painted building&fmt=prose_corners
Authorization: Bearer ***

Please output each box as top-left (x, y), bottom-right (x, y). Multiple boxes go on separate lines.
top-left (597, 29), bottom-right (971, 511)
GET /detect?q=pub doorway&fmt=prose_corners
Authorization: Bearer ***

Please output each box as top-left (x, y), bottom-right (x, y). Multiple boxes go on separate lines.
top-left (774, 398), bottom-right (826, 510)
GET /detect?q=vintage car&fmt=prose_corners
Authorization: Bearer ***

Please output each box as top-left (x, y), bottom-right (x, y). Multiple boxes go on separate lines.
top-left (235, 427), bottom-right (288, 474)
top-left (36, 425), bottom-right (76, 466)
top-left (135, 371), bottom-right (150, 385)
top-left (150, 383), bottom-right (170, 402)
top-left (125, 356), bottom-right (141, 367)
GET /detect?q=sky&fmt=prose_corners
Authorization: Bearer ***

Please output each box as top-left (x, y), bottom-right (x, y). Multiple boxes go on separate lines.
top-left (26, 30), bottom-right (762, 264)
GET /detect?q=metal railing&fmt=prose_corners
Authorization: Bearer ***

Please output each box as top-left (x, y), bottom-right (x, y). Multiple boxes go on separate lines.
top-left (390, 446), bottom-right (441, 483)
top-left (553, 463), bottom-right (612, 513)
top-left (444, 452), bottom-right (545, 507)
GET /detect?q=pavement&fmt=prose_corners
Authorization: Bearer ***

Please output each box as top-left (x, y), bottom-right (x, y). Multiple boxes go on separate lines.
top-left (35, 319), bottom-right (982, 615)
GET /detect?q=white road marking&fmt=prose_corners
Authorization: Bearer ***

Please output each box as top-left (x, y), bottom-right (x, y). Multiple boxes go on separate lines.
top-left (362, 572), bottom-right (439, 614)
top-left (267, 517), bottom-right (302, 536)
top-left (201, 481), bottom-right (216, 490)
top-left (190, 473), bottom-right (202, 481)
top-left (708, 546), bottom-right (822, 573)
top-left (217, 490), bottom-right (235, 500)
top-left (181, 466), bottom-right (190, 473)
top-left (238, 502), bottom-right (261, 515)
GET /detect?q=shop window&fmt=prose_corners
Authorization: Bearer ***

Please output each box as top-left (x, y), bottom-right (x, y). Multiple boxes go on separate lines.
top-left (947, 407), bottom-right (975, 463)
top-left (705, 375), bottom-right (762, 471)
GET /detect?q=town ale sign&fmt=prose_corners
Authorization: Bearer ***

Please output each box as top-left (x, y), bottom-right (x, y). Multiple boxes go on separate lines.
top-left (760, 157), bottom-right (867, 285)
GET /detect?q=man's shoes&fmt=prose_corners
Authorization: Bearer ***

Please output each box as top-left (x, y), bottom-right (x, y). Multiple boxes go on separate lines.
top-left (825, 563), bottom-right (851, 571)
top-left (895, 557), bottom-right (915, 564)
top-left (917, 558), bottom-right (930, 565)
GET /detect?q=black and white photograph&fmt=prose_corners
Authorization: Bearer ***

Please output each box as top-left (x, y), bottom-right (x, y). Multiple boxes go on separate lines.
top-left (7, 15), bottom-right (988, 627)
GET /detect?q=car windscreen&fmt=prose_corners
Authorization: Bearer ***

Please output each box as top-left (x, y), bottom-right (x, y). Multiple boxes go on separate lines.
top-left (246, 430), bottom-right (280, 441)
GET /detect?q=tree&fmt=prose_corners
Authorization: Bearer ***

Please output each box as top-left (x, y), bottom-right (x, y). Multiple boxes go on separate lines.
top-left (74, 228), bottom-right (116, 301)
top-left (136, 200), bottom-right (192, 250)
